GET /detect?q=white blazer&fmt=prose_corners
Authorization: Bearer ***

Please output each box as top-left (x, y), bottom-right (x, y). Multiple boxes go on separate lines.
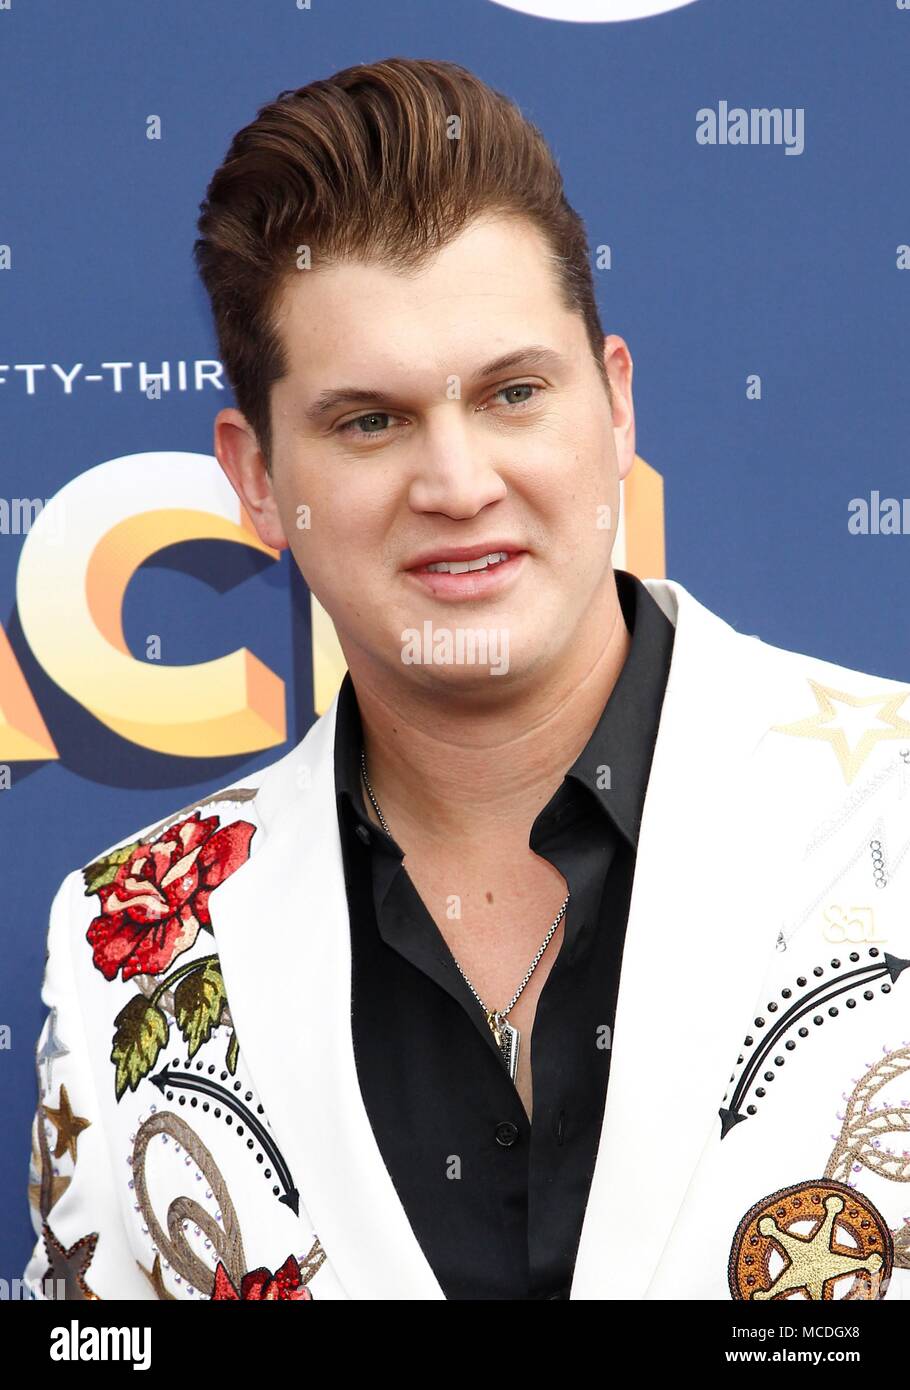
top-left (24, 578), bottom-right (910, 1301)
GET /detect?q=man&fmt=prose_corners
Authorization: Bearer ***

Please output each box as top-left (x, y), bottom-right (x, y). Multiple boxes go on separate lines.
top-left (24, 57), bottom-right (910, 1302)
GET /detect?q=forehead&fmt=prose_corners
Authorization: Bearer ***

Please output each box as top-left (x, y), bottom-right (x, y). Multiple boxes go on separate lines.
top-left (271, 214), bottom-right (579, 385)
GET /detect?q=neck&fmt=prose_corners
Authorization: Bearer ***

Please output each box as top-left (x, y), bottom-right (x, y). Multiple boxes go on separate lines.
top-left (346, 571), bottom-right (633, 849)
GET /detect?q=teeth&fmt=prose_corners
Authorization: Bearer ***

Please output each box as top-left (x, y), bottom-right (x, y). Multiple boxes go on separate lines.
top-left (427, 551), bottom-right (509, 574)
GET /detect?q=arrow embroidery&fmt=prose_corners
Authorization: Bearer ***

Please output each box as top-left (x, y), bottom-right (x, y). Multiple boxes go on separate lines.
top-left (151, 1064), bottom-right (300, 1214)
top-left (719, 950), bottom-right (910, 1138)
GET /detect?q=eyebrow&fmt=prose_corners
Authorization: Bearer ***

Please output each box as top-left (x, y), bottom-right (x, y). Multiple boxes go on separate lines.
top-left (302, 345), bottom-right (566, 425)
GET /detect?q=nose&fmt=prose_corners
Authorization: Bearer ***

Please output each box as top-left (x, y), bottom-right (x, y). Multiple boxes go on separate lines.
top-left (408, 415), bottom-right (508, 519)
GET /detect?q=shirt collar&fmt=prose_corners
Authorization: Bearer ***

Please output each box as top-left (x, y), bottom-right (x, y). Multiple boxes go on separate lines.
top-left (560, 568), bottom-right (674, 850)
top-left (335, 668), bottom-right (400, 856)
top-left (334, 568), bottom-right (675, 854)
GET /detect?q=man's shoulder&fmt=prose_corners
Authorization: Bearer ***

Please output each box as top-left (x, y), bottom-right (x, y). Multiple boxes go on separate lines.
top-left (50, 702), bottom-right (338, 994)
top-left (59, 756), bottom-right (282, 987)
top-left (734, 628), bottom-right (910, 814)
top-left (748, 625), bottom-right (910, 702)
top-left (654, 576), bottom-right (910, 713)
top-left (79, 757), bottom-right (279, 873)
top-left (78, 701), bottom-right (339, 873)
top-left (664, 578), bottom-right (905, 692)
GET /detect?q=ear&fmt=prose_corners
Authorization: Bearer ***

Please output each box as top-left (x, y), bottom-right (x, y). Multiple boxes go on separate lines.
top-left (213, 408), bottom-right (289, 552)
top-left (602, 335), bottom-right (636, 483)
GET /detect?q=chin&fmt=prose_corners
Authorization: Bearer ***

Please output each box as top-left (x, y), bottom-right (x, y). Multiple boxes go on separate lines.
top-left (390, 648), bottom-right (516, 689)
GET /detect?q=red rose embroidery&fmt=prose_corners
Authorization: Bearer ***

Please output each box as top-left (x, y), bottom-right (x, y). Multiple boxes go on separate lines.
top-left (86, 812), bottom-right (255, 982)
top-left (211, 1255), bottom-right (313, 1301)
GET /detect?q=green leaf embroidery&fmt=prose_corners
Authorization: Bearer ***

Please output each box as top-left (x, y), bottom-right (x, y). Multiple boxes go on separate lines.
top-left (111, 996), bottom-right (169, 1100)
top-left (82, 840), bottom-right (143, 896)
top-left (226, 1030), bottom-right (239, 1076)
top-left (174, 961), bottom-right (227, 1059)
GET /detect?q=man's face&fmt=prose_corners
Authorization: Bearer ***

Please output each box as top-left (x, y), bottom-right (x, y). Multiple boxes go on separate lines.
top-left (219, 212), bottom-right (635, 695)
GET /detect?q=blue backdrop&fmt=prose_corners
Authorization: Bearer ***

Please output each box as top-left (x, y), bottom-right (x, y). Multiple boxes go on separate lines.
top-left (2, 0), bottom-right (908, 1281)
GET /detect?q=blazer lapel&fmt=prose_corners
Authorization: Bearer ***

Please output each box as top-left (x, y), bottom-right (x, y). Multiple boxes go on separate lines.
top-left (570, 579), bottom-right (808, 1298)
top-left (212, 697), bottom-right (445, 1300)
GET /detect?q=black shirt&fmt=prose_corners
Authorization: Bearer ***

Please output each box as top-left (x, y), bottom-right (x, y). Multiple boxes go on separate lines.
top-left (334, 569), bottom-right (675, 1299)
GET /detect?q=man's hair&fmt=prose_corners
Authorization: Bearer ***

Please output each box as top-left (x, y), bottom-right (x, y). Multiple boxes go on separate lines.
top-left (194, 57), bottom-right (611, 470)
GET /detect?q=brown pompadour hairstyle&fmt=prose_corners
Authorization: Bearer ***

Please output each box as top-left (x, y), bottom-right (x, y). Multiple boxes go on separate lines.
top-left (194, 57), bottom-right (610, 471)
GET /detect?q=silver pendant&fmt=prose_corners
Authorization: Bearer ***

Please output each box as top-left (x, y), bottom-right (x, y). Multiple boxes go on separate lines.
top-left (487, 1011), bottom-right (520, 1083)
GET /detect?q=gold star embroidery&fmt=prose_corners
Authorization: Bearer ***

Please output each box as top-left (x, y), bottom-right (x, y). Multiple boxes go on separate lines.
top-left (43, 1083), bottom-right (91, 1163)
top-left (771, 680), bottom-right (910, 784)
top-left (28, 1131), bottom-right (70, 1215)
top-left (754, 1194), bottom-right (883, 1300)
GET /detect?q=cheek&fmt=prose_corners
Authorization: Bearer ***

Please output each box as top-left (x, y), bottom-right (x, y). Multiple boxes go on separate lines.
top-left (533, 456), bottom-right (617, 576)
top-left (277, 464), bottom-right (345, 551)
top-left (283, 475), bottom-right (396, 598)
top-left (519, 439), bottom-right (609, 528)
top-left (521, 416), bottom-right (610, 489)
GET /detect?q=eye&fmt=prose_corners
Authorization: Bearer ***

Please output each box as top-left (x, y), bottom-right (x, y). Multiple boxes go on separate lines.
top-left (484, 382), bottom-right (543, 411)
top-left (336, 410), bottom-right (401, 438)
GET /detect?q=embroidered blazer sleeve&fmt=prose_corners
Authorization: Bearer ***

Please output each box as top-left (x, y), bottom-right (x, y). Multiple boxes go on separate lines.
top-left (23, 794), bottom-right (329, 1302)
top-left (25, 869), bottom-right (156, 1300)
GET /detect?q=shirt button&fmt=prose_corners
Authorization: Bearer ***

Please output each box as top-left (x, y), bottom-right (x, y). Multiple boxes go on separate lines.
top-left (495, 1121), bottom-right (519, 1148)
top-left (355, 824), bottom-right (371, 845)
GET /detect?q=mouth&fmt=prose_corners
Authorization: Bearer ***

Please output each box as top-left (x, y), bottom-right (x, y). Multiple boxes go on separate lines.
top-left (404, 547), bottom-right (528, 600)
top-left (424, 549), bottom-right (511, 575)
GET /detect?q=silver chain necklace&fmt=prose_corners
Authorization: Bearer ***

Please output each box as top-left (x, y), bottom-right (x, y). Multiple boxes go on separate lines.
top-left (360, 745), bottom-right (569, 1082)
